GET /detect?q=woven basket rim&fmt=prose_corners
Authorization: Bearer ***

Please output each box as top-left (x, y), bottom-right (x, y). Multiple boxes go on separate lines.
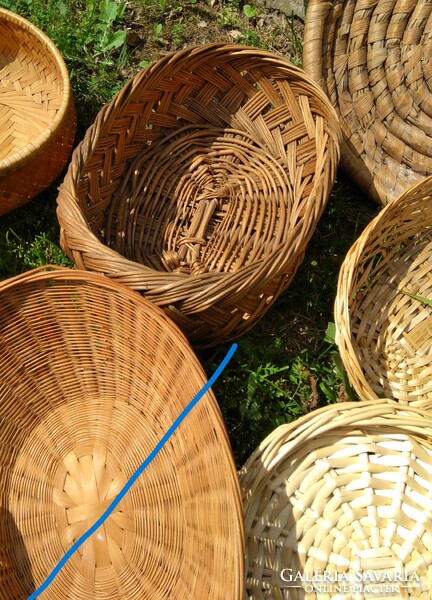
top-left (242, 399), bottom-right (432, 471)
top-left (334, 175), bottom-right (432, 406)
top-left (0, 7), bottom-right (72, 174)
top-left (58, 43), bottom-right (342, 290)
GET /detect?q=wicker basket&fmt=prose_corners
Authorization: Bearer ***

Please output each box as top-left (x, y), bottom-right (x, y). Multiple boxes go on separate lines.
top-left (0, 8), bottom-right (76, 215)
top-left (335, 175), bottom-right (432, 408)
top-left (239, 400), bottom-right (432, 599)
top-left (303, 0), bottom-right (432, 205)
top-left (0, 267), bottom-right (244, 599)
top-left (57, 43), bottom-right (341, 347)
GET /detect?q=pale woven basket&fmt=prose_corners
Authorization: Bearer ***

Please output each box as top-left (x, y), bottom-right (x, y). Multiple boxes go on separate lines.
top-left (57, 43), bottom-right (341, 347)
top-left (335, 175), bottom-right (432, 408)
top-left (303, 0), bottom-right (432, 205)
top-left (0, 266), bottom-right (244, 599)
top-left (240, 400), bottom-right (432, 599)
top-left (0, 8), bottom-right (76, 215)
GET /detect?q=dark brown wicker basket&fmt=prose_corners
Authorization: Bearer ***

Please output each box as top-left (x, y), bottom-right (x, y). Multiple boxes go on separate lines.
top-left (57, 43), bottom-right (341, 347)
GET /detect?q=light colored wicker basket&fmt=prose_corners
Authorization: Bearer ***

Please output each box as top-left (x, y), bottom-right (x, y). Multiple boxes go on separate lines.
top-left (57, 43), bottom-right (341, 347)
top-left (0, 8), bottom-right (76, 215)
top-left (335, 175), bottom-right (432, 408)
top-left (303, 0), bottom-right (432, 205)
top-left (0, 266), bottom-right (244, 599)
top-left (239, 400), bottom-right (432, 599)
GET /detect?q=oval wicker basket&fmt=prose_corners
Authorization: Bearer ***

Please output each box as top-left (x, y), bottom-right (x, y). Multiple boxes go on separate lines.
top-left (0, 8), bottom-right (76, 215)
top-left (57, 43), bottom-right (341, 347)
top-left (303, 0), bottom-right (432, 205)
top-left (239, 400), bottom-right (432, 599)
top-left (0, 267), bottom-right (244, 599)
top-left (335, 175), bottom-right (432, 408)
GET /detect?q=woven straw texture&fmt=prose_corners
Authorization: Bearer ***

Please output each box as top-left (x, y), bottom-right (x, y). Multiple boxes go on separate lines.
top-left (303, 0), bottom-right (432, 205)
top-left (0, 8), bottom-right (76, 215)
top-left (0, 266), bottom-right (244, 599)
top-left (240, 400), bottom-right (432, 599)
top-left (335, 175), bottom-right (432, 408)
top-left (57, 43), bottom-right (341, 347)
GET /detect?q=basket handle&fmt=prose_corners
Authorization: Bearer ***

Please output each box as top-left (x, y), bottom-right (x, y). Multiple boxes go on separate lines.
top-left (178, 198), bottom-right (218, 262)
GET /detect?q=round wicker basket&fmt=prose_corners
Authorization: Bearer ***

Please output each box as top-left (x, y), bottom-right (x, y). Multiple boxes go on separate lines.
top-left (0, 8), bottom-right (76, 215)
top-left (0, 267), bottom-right (244, 599)
top-left (303, 0), bottom-right (432, 205)
top-left (240, 400), bottom-right (432, 599)
top-left (335, 175), bottom-right (432, 408)
top-left (57, 43), bottom-right (341, 347)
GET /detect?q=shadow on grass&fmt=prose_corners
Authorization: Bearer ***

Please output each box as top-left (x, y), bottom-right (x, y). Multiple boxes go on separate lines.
top-left (199, 174), bottom-right (380, 466)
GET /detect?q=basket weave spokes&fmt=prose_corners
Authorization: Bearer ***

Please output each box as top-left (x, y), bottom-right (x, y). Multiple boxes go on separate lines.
top-left (106, 126), bottom-right (293, 276)
top-left (0, 267), bottom-right (244, 599)
top-left (240, 401), bottom-right (432, 599)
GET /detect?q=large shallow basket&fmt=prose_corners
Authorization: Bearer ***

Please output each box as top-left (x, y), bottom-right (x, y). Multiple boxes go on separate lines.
top-left (0, 267), bottom-right (244, 599)
top-left (240, 401), bottom-right (432, 599)
top-left (303, 0), bottom-right (432, 205)
top-left (335, 176), bottom-right (432, 408)
top-left (57, 43), bottom-right (341, 347)
top-left (0, 8), bottom-right (76, 215)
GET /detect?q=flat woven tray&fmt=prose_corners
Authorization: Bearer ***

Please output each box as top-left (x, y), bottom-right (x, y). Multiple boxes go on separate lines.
top-left (240, 401), bottom-right (432, 599)
top-left (303, 0), bottom-right (432, 205)
top-left (0, 8), bottom-right (75, 214)
top-left (335, 175), bottom-right (432, 408)
top-left (0, 267), bottom-right (244, 599)
top-left (57, 43), bottom-right (341, 347)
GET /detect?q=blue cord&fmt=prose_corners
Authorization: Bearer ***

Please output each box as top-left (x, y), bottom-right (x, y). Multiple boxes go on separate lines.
top-left (27, 343), bottom-right (237, 599)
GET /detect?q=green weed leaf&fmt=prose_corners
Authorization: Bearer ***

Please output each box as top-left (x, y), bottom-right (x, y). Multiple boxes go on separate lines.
top-left (325, 321), bottom-right (337, 344)
top-left (103, 30), bottom-right (127, 51)
top-left (0, 0), bottom-right (17, 10)
top-left (246, 371), bottom-right (258, 403)
top-left (99, 0), bottom-right (119, 24)
top-left (333, 353), bottom-right (357, 402)
top-left (243, 4), bottom-right (257, 18)
top-left (399, 289), bottom-right (432, 306)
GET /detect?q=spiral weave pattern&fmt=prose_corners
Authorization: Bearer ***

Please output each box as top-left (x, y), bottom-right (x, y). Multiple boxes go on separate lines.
top-left (0, 267), bottom-right (243, 600)
top-left (304, 0), bottom-right (432, 205)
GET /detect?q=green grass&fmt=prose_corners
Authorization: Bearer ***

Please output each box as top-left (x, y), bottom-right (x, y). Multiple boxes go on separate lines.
top-left (0, 0), bottom-right (379, 467)
top-left (198, 177), bottom-right (377, 465)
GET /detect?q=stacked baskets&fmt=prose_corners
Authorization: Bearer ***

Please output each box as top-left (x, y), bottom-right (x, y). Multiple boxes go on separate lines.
top-left (238, 2), bottom-right (432, 597)
top-left (0, 18), bottom-right (345, 597)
